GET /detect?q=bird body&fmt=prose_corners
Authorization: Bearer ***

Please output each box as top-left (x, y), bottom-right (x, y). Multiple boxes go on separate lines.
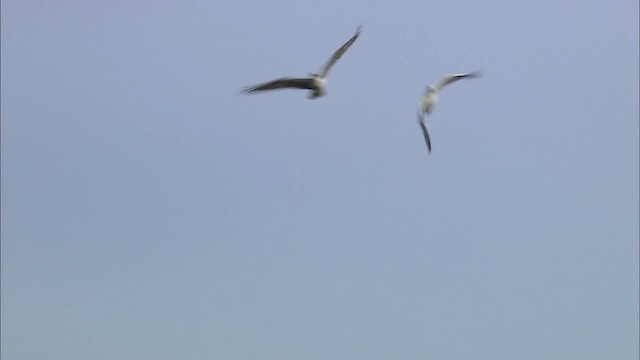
top-left (422, 86), bottom-right (439, 115)
top-left (308, 74), bottom-right (327, 99)
top-left (242, 26), bottom-right (361, 99)
top-left (417, 71), bottom-right (481, 153)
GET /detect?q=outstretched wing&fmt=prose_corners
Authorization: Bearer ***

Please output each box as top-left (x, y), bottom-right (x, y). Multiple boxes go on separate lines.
top-left (317, 25), bottom-right (362, 78)
top-left (417, 109), bottom-right (432, 154)
top-left (433, 71), bottom-right (481, 92)
top-left (242, 77), bottom-right (315, 93)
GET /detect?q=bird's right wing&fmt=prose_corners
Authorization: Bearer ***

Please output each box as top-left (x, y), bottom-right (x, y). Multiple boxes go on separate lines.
top-left (242, 77), bottom-right (315, 93)
top-left (434, 71), bottom-right (481, 91)
top-left (317, 25), bottom-right (362, 78)
top-left (418, 109), bottom-right (432, 154)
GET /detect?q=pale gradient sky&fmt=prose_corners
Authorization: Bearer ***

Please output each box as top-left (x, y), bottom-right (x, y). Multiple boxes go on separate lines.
top-left (2, 1), bottom-right (639, 359)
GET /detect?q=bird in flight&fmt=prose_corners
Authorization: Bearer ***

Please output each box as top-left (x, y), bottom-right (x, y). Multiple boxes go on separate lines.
top-left (417, 71), bottom-right (481, 153)
top-left (242, 26), bottom-right (362, 99)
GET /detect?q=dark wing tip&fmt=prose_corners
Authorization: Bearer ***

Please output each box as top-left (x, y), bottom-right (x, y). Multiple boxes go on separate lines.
top-left (240, 86), bottom-right (256, 94)
top-left (469, 70), bottom-right (483, 78)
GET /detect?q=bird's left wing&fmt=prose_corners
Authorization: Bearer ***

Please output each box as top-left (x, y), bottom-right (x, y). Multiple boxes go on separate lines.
top-left (418, 109), bottom-right (432, 154)
top-left (317, 25), bottom-right (362, 78)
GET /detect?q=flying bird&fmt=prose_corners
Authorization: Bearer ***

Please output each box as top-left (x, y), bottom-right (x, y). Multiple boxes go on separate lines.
top-left (417, 71), bottom-right (481, 153)
top-left (242, 26), bottom-right (362, 99)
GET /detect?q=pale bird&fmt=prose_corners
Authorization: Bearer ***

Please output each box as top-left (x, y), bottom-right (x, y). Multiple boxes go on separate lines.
top-left (418, 71), bottom-right (481, 153)
top-left (242, 26), bottom-right (362, 99)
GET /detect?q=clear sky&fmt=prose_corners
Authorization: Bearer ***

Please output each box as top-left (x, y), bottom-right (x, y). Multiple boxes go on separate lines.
top-left (2, 1), bottom-right (638, 359)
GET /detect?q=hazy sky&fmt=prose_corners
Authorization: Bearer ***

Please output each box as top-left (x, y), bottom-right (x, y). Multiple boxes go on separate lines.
top-left (2, 1), bottom-right (638, 359)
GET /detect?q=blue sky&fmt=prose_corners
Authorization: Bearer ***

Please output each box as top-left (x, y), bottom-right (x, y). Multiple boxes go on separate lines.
top-left (2, 1), bottom-right (638, 359)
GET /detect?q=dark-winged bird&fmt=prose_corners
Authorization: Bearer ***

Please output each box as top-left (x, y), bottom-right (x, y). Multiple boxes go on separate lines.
top-left (418, 71), bottom-right (481, 153)
top-left (242, 26), bottom-right (362, 99)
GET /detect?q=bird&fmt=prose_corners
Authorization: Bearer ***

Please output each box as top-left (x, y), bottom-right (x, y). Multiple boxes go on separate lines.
top-left (242, 26), bottom-right (362, 99)
top-left (417, 71), bottom-right (481, 153)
